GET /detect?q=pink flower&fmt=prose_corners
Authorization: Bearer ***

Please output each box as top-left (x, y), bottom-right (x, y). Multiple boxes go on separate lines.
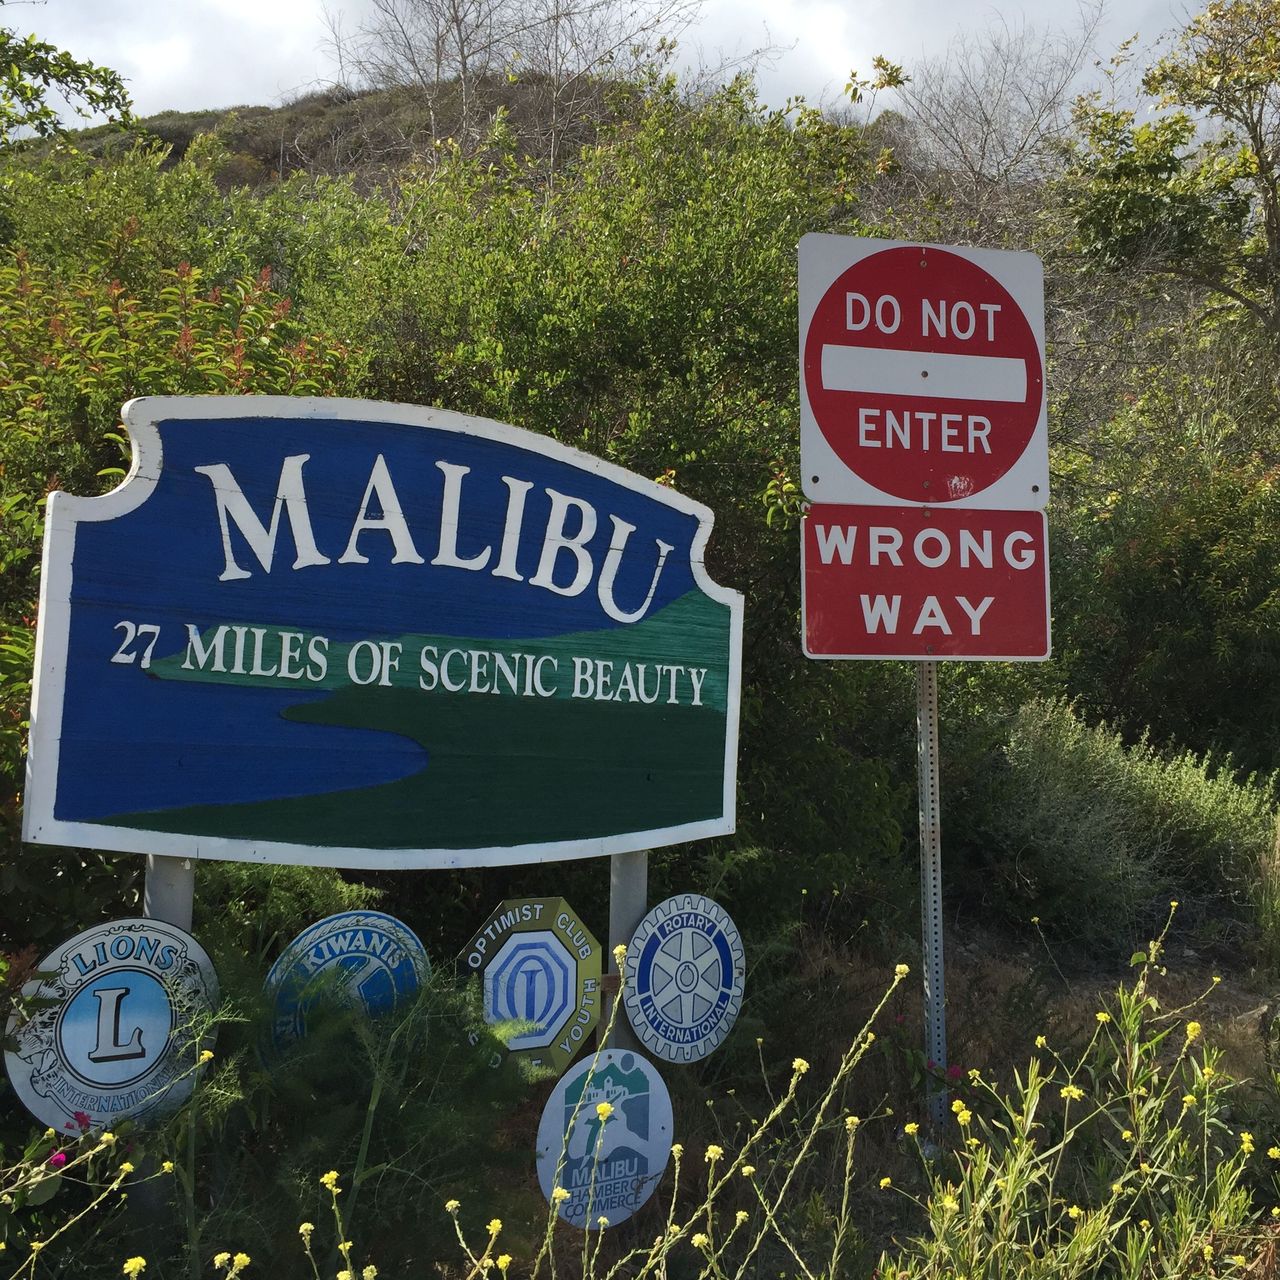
top-left (945, 1065), bottom-right (964, 1082)
top-left (73, 1111), bottom-right (91, 1132)
top-left (48, 1151), bottom-right (67, 1169)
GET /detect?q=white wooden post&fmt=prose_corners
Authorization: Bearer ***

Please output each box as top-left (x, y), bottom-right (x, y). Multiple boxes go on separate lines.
top-left (143, 854), bottom-right (195, 930)
top-left (603, 849), bottom-right (648, 1050)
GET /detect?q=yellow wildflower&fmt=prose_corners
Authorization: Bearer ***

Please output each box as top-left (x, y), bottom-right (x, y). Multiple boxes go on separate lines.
top-left (595, 1101), bottom-right (613, 1121)
top-left (445, 1199), bottom-right (460, 1214)
top-left (1034, 1036), bottom-right (1047, 1049)
top-left (299, 1223), bottom-right (314, 1239)
top-left (1241, 1132), bottom-right (1255, 1155)
top-left (735, 1210), bottom-right (749, 1225)
top-left (691, 1233), bottom-right (710, 1249)
top-left (1060, 1084), bottom-right (1084, 1102)
top-left (1067, 1206), bottom-right (1082, 1220)
top-left (845, 1116), bottom-right (860, 1133)
top-left (233, 1256), bottom-right (249, 1270)
top-left (941, 1194), bottom-right (959, 1213)
top-left (119, 1161), bottom-right (135, 1176)
top-left (895, 963), bottom-right (909, 977)
top-left (1231, 1257), bottom-right (1247, 1267)
top-left (1183, 1095), bottom-right (1197, 1108)
top-left (363, 1268), bottom-right (378, 1280)
top-left (951, 1099), bottom-right (965, 1114)
top-left (705, 1145), bottom-right (723, 1163)
top-left (741, 1165), bottom-right (756, 1177)
top-left (213, 1256), bottom-right (231, 1269)
top-left (670, 1142), bottom-right (683, 1158)
top-left (612, 943), bottom-right (626, 965)
top-left (122, 1260), bottom-right (147, 1278)
top-left (792, 1057), bottom-right (810, 1075)
top-left (905, 1123), bottom-right (919, 1136)
top-left (497, 1259), bottom-right (512, 1274)
top-left (1268, 1147), bottom-right (1280, 1160)
top-left (1096, 1012), bottom-right (1110, 1024)
top-left (199, 1049), bottom-right (214, 1064)
top-left (99, 1132), bottom-right (116, 1146)
top-left (1203, 1065), bottom-right (1216, 1079)
top-left (1111, 1182), bottom-right (1123, 1195)
top-left (1140, 1219), bottom-right (1151, 1230)
top-left (487, 1219), bottom-right (503, 1236)
top-left (1202, 1244), bottom-right (1213, 1261)
top-left (320, 1170), bottom-right (341, 1192)
top-left (1185, 1021), bottom-right (1202, 1042)
top-left (1122, 1130), bottom-right (1133, 1141)
top-left (880, 1177), bottom-right (892, 1189)
top-left (957, 1109), bottom-right (972, 1126)
top-left (161, 1161), bottom-right (174, 1174)
top-left (552, 1187), bottom-right (570, 1203)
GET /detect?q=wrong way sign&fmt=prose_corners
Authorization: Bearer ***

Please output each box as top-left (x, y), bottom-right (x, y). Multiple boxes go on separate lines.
top-left (799, 235), bottom-right (1047, 509)
top-left (802, 505), bottom-right (1050, 661)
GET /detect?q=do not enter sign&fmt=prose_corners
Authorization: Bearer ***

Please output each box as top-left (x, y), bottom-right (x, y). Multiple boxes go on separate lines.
top-left (800, 235), bottom-right (1048, 509)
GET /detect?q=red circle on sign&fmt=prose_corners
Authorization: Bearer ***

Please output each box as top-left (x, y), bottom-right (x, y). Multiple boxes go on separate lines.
top-left (803, 246), bottom-right (1043, 502)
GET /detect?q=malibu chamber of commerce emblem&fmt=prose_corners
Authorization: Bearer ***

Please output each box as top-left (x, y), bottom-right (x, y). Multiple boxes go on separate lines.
top-left (536, 1049), bottom-right (673, 1228)
top-left (624, 893), bottom-right (745, 1062)
top-left (265, 911), bottom-right (430, 1054)
top-left (4, 918), bottom-right (219, 1133)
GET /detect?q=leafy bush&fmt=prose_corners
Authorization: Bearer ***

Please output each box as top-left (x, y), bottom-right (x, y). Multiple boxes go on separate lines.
top-left (954, 698), bottom-right (1277, 957)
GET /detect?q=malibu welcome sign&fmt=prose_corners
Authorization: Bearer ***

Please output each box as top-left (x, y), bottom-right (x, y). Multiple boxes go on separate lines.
top-left (25, 398), bottom-right (743, 868)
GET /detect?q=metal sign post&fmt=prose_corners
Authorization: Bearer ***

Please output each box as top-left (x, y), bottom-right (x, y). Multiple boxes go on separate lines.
top-left (916, 662), bottom-right (947, 1128)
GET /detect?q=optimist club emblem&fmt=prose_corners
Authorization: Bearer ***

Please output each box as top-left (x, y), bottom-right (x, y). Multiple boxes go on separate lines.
top-left (265, 911), bottom-right (429, 1053)
top-left (624, 894), bottom-right (745, 1062)
top-left (461, 898), bottom-right (601, 1074)
top-left (536, 1049), bottom-right (673, 1228)
top-left (3, 918), bottom-right (219, 1133)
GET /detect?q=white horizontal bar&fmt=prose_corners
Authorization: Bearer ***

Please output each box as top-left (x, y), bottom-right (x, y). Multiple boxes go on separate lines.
top-left (821, 345), bottom-right (1027, 403)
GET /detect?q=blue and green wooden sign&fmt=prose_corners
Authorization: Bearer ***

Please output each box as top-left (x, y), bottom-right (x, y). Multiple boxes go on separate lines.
top-left (24, 397), bottom-right (743, 869)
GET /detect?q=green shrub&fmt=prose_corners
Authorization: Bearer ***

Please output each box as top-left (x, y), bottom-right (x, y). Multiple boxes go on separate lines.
top-left (957, 698), bottom-right (1277, 957)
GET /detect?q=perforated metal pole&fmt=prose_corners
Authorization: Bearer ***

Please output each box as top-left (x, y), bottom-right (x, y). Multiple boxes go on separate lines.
top-left (603, 849), bottom-right (648, 1050)
top-left (143, 855), bottom-right (195, 930)
top-left (917, 661), bottom-right (947, 1129)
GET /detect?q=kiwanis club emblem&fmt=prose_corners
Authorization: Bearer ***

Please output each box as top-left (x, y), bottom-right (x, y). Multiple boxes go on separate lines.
top-left (265, 911), bottom-right (430, 1053)
top-left (624, 893), bottom-right (745, 1063)
top-left (536, 1049), bottom-right (673, 1228)
top-left (3, 919), bottom-right (219, 1133)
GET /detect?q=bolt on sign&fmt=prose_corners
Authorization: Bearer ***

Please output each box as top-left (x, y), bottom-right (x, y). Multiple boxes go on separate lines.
top-left (4, 919), bottom-right (219, 1133)
top-left (23, 397), bottom-right (743, 868)
top-left (461, 898), bottom-right (602, 1074)
top-left (800, 234), bottom-right (1047, 509)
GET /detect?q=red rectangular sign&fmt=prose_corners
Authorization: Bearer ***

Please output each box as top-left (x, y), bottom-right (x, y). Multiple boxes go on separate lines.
top-left (802, 504), bottom-right (1050, 660)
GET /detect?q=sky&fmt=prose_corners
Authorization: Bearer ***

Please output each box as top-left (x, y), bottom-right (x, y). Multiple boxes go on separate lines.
top-left (22, 0), bottom-right (1184, 121)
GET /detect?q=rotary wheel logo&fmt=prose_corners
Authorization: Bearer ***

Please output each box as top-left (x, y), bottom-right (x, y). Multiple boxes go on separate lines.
top-left (3, 918), bottom-right (219, 1134)
top-left (623, 894), bottom-right (745, 1063)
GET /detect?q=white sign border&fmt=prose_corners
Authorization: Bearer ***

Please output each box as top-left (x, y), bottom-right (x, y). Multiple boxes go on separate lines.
top-left (799, 233), bottom-right (1049, 510)
top-left (23, 395), bottom-right (744, 869)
